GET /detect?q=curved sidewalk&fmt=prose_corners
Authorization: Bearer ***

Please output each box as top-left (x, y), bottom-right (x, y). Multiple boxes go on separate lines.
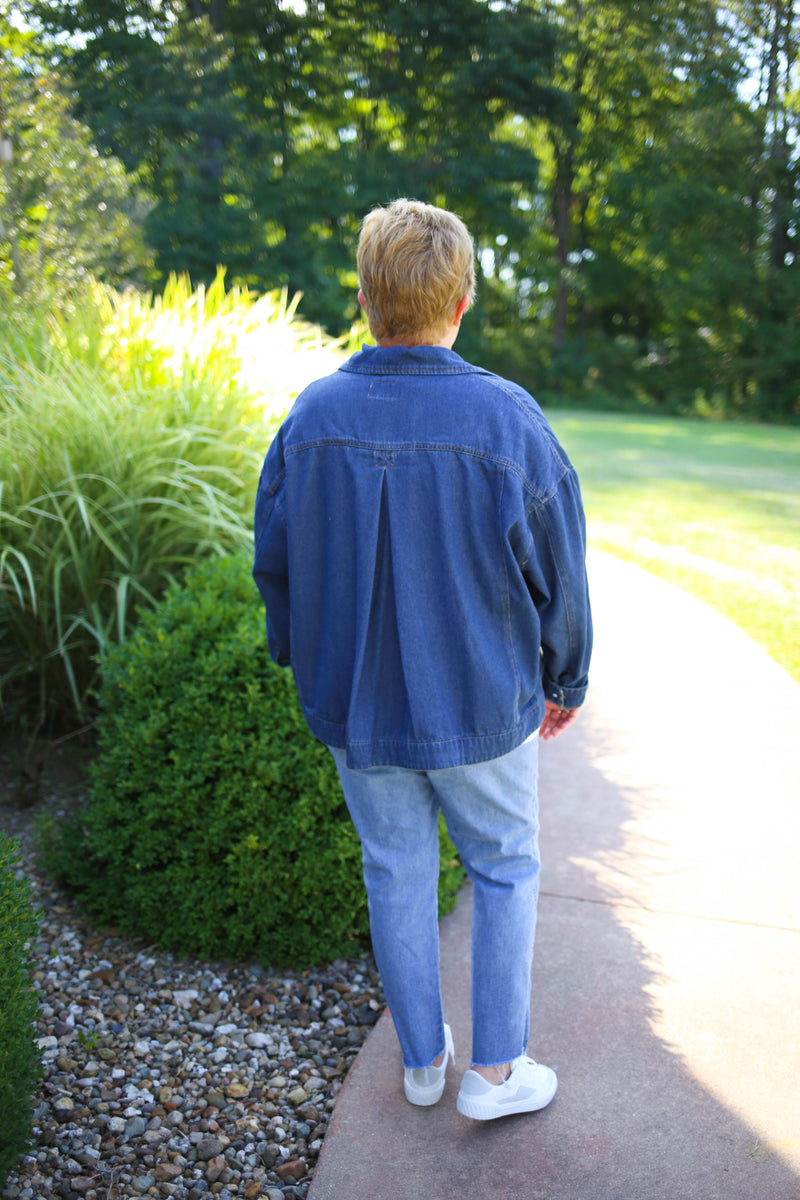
top-left (308, 550), bottom-right (800, 1200)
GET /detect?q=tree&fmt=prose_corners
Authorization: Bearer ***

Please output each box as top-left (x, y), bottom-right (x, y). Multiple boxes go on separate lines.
top-left (512, 0), bottom-right (795, 416)
top-left (720, 0), bottom-right (800, 415)
top-left (0, 9), bottom-right (148, 304)
top-left (529, 2), bottom-right (747, 346)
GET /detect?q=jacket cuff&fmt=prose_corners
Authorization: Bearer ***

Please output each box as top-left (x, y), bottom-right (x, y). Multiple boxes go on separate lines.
top-left (543, 677), bottom-right (588, 708)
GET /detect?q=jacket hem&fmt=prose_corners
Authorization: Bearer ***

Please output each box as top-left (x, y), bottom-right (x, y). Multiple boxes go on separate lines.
top-left (308, 709), bottom-right (545, 771)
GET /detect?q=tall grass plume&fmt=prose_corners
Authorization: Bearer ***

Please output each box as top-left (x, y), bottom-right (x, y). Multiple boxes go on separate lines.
top-left (0, 272), bottom-right (353, 727)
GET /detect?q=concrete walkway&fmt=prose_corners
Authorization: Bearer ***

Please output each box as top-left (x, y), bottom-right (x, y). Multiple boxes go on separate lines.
top-left (307, 550), bottom-right (800, 1200)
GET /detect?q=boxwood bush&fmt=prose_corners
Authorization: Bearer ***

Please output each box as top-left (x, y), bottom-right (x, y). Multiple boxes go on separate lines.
top-left (41, 553), bottom-right (465, 966)
top-left (0, 835), bottom-right (41, 1191)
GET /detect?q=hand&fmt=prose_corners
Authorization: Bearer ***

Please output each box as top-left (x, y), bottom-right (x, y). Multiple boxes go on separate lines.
top-left (540, 700), bottom-right (579, 742)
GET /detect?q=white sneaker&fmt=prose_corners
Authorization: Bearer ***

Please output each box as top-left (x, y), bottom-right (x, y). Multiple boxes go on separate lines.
top-left (403, 1024), bottom-right (456, 1106)
top-left (456, 1055), bottom-right (557, 1120)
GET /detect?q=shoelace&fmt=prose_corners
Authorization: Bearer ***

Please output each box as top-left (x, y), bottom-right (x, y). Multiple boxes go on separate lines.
top-left (501, 1055), bottom-right (541, 1084)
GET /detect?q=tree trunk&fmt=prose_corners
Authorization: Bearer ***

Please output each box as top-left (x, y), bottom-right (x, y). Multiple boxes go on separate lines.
top-left (552, 139), bottom-right (574, 353)
top-left (767, 0), bottom-right (795, 269)
top-left (549, 2), bottom-right (586, 354)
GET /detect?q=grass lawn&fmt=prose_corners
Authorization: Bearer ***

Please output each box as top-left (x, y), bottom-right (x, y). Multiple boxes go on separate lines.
top-left (546, 411), bottom-right (800, 684)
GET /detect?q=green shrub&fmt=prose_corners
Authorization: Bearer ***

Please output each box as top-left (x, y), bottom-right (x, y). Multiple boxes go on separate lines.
top-left (40, 553), bottom-right (465, 966)
top-left (0, 835), bottom-right (41, 1192)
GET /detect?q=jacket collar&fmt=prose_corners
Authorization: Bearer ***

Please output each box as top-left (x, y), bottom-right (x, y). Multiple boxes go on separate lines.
top-left (341, 344), bottom-right (479, 375)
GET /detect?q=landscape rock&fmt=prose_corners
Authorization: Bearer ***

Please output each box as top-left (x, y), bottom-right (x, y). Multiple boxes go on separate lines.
top-left (0, 764), bottom-right (385, 1200)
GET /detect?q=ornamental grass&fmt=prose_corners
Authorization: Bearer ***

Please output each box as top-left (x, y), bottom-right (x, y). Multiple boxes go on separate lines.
top-left (0, 272), bottom-right (353, 727)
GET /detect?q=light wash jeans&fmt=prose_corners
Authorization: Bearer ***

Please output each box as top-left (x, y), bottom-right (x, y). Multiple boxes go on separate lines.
top-left (328, 735), bottom-right (540, 1070)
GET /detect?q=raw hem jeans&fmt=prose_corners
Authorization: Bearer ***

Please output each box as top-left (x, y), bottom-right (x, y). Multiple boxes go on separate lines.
top-left (327, 735), bottom-right (540, 1070)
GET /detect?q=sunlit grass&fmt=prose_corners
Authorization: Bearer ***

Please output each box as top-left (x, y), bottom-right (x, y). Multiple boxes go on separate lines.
top-left (59, 272), bottom-right (354, 428)
top-left (547, 411), bottom-right (800, 683)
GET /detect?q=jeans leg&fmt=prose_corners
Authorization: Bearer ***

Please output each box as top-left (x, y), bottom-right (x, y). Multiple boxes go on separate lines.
top-left (430, 736), bottom-right (540, 1068)
top-left (327, 748), bottom-right (446, 1070)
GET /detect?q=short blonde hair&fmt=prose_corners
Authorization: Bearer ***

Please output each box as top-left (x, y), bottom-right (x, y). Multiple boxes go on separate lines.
top-left (357, 199), bottom-right (476, 343)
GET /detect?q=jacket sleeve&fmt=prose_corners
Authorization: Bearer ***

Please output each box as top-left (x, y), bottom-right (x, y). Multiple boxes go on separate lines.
top-left (253, 430), bottom-right (291, 667)
top-left (525, 468), bottom-right (593, 708)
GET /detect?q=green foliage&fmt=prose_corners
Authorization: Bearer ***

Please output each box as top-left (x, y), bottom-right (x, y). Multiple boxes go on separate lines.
top-left (0, 273), bottom-right (350, 728)
top-left (0, 43), bottom-right (148, 307)
top-left (0, 834), bottom-right (41, 1191)
top-left (39, 553), bottom-right (466, 966)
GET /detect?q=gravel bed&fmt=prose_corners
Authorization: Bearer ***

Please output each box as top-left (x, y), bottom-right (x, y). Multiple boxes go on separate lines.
top-left (1, 743), bottom-right (384, 1200)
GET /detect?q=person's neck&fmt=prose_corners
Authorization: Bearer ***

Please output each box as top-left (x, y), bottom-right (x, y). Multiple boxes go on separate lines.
top-left (376, 331), bottom-right (459, 350)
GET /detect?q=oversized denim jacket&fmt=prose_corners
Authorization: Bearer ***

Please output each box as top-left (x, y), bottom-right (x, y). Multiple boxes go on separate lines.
top-left (253, 345), bottom-right (592, 769)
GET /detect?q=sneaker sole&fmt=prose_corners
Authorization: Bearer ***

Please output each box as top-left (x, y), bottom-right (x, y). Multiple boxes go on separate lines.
top-left (456, 1076), bottom-right (557, 1121)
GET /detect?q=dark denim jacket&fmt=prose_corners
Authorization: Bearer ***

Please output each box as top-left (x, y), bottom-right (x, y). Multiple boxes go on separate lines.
top-left (253, 345), bottom-right (592, 769)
